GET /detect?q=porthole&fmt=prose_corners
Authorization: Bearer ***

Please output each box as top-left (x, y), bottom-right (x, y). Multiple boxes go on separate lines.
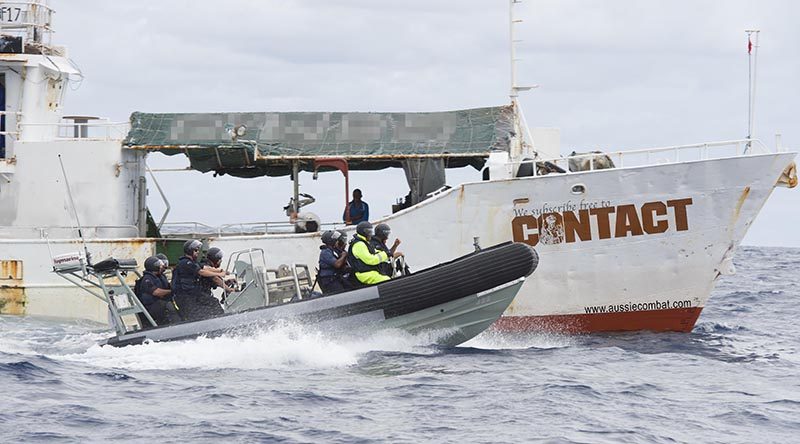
top-left (571, 183), bottom-right (586, 195)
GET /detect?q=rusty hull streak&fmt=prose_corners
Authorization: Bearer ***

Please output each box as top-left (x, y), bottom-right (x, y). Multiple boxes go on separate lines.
top-left (0, 287), bottom-right (26, 315)
top-left (1, 260), bottom-right (22, 280)
top-left (456, 184), bottom-right (466, 205)
top-left (734, 186), bottom-right (751, 219)
top-left (778, 161), bottom-right (797, 188)
top-left (0, 260), bottom-right (25, 315)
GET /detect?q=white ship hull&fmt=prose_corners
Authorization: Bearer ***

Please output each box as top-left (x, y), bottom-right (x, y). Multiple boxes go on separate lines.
top-left (3, 151), bottom-right (794, 333)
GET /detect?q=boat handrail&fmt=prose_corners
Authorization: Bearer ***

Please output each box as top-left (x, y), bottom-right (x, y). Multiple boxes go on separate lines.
top-left (159, 220), bottom-right (347, 238)
top-left (0, 224), bottom-right (140, 239)
top-left (502, 138), bottom-right (783, 177)
top-left (17, 120), bottom-right (131, 141)
top-left (0, 1), bottom-right (56, 54)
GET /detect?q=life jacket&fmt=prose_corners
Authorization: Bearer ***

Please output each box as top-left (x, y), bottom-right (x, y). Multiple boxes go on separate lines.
top-left (347, 235), bottom-right (381, 274)
top-left (198, 259), bottom-right (217, 294)
top-left (171, 256), bottom-right (202, 296)
top-left (318, 245), bottom-right (341, 277)
top-left (370, 238), bottom-right (393, 276)
top-left (134, 271), bottom-right (163, 306)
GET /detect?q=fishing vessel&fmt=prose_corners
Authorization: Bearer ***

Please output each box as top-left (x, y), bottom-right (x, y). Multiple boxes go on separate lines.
top-left (0, 1), bottom-right (796, 332)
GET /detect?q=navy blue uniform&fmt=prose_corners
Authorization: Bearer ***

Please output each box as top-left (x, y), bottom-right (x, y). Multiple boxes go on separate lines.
top-left (318, 245), bottom-right (352, 294)
top-left (172, 256), bottom-right (224, 321)
top-left (136, 271), bottom-right (178, 328)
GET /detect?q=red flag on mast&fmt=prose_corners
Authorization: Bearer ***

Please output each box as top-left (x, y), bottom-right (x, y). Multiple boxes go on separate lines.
top-left (748, 36), bottom-right (752, 54)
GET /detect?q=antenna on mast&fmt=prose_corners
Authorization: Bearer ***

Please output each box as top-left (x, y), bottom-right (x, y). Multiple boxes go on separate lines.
top-left (58, 154), bottom-right (91, 267)
top-left (745, 29), bottom-right (760, 153)
top-left (508, 0), bottom-right (539, 158)
top-left (509, 0), bottom-right (537, 100)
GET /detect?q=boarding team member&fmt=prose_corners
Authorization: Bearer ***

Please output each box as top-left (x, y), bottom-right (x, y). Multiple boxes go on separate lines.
top-left (318, 230), bottom-right (352, 294)
top-left (172, 240), bottom-right (227, 321)
top-left (370, 223), bottom-right (402, 277)
top-left (200, 247), bottom-right (235, 303)
top-left (136, 256), bottom-right (179, 328)
top-left (347, 221), bottom-right (396, 285)
top-left (156, 253), bottom-right (171, 278)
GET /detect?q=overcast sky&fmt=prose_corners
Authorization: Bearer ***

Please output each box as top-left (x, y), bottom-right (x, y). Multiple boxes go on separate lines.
top-left (55, 0), bottom-right (799, 246)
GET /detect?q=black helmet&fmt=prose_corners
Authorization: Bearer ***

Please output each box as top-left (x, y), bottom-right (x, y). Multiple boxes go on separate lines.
top-left (155, 253), bottom-right (169, 267)
top-left (375, 223), bottom-right (391, 240)
top-left (144, 256), bottom-right (163, 272)
top-left (183, 239), bottom-right (202, 255)
top-left (321, 230), bottom-right (335, 246)
top-left (356, 221), bottom-right (373, 237)
top-left (207, 247), bottom-right (223, 262)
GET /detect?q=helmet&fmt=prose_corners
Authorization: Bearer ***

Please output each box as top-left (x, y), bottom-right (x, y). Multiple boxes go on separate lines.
top-left (321, 230), bottom-right (336, 245)
top-left (375, 223), bottom-right (391, 240)
top-left (332, 230), bottom-right (344, 243)
top-left (144, 256), bottom-right (163, 272)
top-left (356, 221), bottom-right (373, 237)
top-left (206, 247), bottom-right (223, 262)
top-left (183, 239), bottom-right (202, 255)
top-left (155, 253), bottom-right (169, 267)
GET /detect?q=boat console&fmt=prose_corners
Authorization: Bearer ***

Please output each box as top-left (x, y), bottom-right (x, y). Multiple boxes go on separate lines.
top-left (51, 247), bottom-right (319, 336)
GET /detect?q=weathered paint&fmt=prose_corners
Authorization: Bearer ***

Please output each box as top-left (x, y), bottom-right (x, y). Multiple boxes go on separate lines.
top-left (1, 259), bottom-right (23, 280)
top-left (0, 287), bottom-right (26, 315)
top-left (0, 238), bottom-right (155, 322)
top-left (778, 161), bottom-right (797, 188)
top-left (0, 260), bottom-right (25, 315)
top-left (734, 186), bottom-right (751, 219)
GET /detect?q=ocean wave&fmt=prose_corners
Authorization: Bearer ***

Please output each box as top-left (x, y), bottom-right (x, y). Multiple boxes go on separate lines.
top-left (693, 322), bottom-right (749, 334)
top-left (0, 360), bottom-right (55, 380)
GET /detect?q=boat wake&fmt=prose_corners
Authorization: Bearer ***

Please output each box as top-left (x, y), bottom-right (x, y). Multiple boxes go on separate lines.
top-left (64, 323), bottom-right (456, 371)
top-left (0, 316), bottom-right (461, 371)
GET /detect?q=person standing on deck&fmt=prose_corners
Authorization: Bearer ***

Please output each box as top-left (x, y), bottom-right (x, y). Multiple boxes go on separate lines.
top-left (370, 223), bottom-right (403, 277)
top-left (343, 189), bottom-right (369, 225)
top-left (348, 221), bottom-right (391, 285)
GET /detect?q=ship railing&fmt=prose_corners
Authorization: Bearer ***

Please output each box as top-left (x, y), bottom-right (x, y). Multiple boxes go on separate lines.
top-left (0, 224), bottom-right (139, 239)
top-left (0, 110), bottom-right (22, 137)
top-left (159, 220), bottom-right (347, 238)
top-left (17, 119), bottom-right (131, 141)
top-left (512, 138), bottom-right (782, 177)
top-left (0, 1), bottom-right (56, 54)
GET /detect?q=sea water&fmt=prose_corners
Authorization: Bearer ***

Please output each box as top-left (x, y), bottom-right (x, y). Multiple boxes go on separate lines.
top-left (1, 246), bottom-right (798, 443)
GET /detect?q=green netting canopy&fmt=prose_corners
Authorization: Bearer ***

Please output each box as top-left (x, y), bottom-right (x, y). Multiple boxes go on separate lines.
top-left (123, 105), bottom-right (514, 177)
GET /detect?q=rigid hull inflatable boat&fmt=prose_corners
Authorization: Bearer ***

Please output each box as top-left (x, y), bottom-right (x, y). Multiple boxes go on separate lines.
top-left (54, 242), bottom-right (538, 347)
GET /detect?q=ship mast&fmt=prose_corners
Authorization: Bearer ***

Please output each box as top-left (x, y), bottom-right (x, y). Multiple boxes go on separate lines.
top-left (509, 0), bottom-right (535, 101)
top-left (508, 0), bottom-right (537, 158)
top-left (745, 29), bottom-right (760, 152)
